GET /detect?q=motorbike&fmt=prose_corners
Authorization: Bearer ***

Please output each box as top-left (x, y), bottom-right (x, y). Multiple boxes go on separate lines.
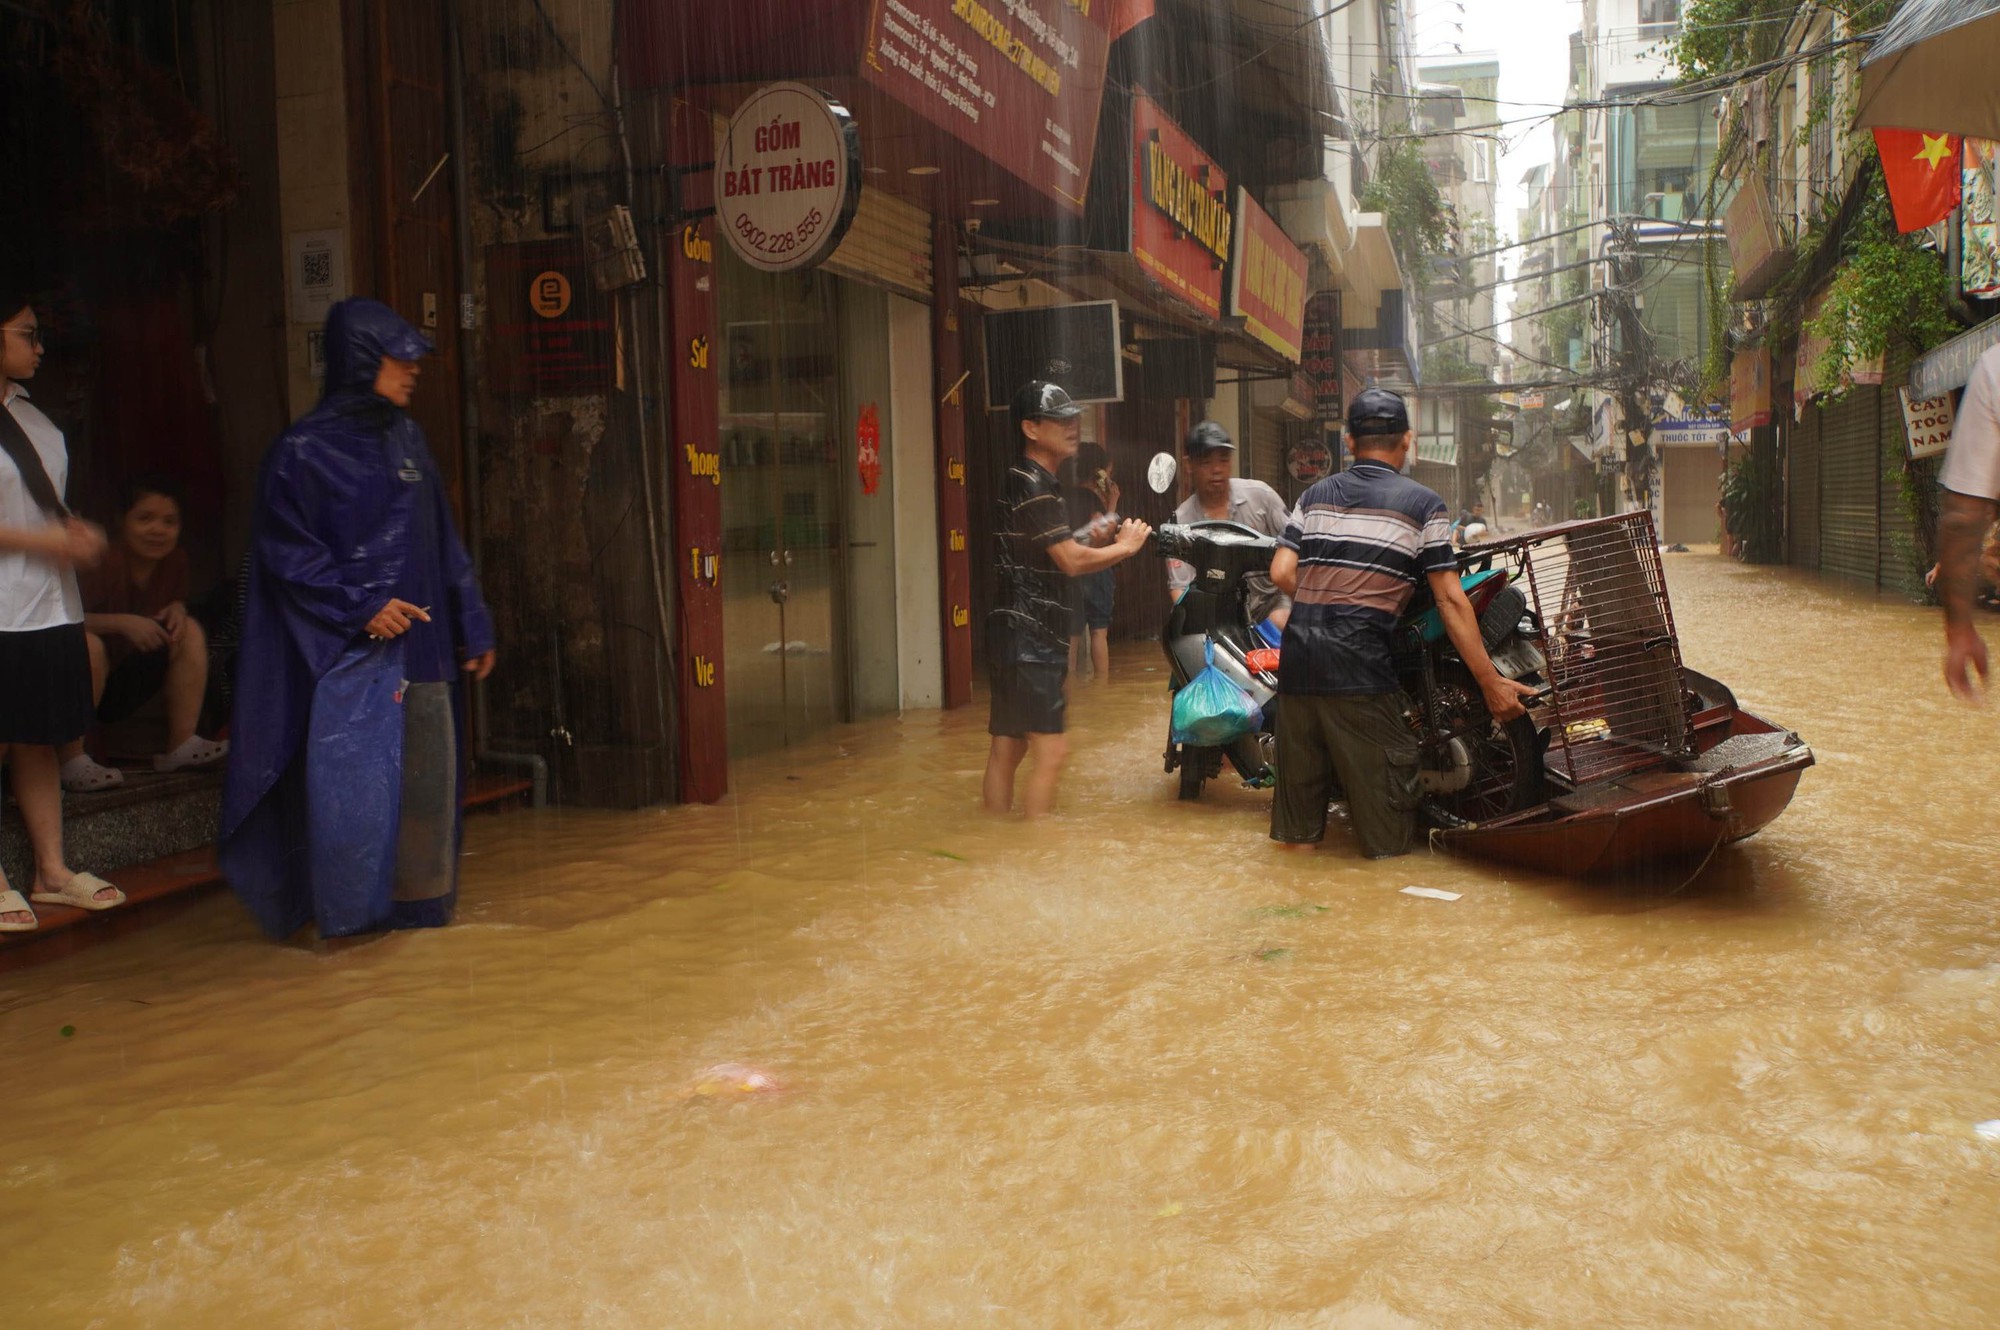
top-left (1145, 454), bottom-right (1549, 821)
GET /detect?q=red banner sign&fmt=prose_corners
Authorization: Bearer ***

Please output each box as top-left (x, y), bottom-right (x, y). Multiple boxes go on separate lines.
top-left (1229, 192), bottom-right (1309, 362)
top-left (485, 240), bottom-right (614, 396)
top-left (861, 0), bottom-right (1112, 212)
top-left (1301, 290), bottom-right (1342, 421)
top-left (667, 107), bottom-right (729, 802)
top-left (1130, 94), bottom-right (1230, 319)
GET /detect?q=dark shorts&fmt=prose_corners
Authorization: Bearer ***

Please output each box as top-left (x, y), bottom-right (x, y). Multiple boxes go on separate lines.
top-left (988, 659), bottom-right (1068, 737)
top-left (1073, 571), bottom-right (1114, 632)
top-left (98, 646), bottom-right (170, 723)
top-left (0, 622), bottom-right (93, 745)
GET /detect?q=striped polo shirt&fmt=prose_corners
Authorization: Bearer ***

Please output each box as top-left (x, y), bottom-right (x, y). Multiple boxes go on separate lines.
top-left (1276, 459), bottom-right (1456, 695)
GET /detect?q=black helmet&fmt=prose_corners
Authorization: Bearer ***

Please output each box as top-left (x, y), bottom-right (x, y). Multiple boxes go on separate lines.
top-left (1183, 420), bottom-right (1235, 457)
top-left (1011, 380), bottom-right (1083, 438)
top-left (1347, 386), bottom-right (1410, 437)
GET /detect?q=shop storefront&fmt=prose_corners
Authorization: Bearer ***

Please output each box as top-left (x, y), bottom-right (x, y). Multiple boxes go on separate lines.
top-left (625, 0), bottom-right (1118, 798)
top-left (713, 192), bottom-right (942, 760)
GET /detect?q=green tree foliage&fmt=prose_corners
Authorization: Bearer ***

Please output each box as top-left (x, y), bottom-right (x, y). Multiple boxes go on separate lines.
top-left (1672, 0), bottom-right (1900, 82)
top-left (1802, 166), bottom-right (1958, 395)
top-left (1361, 137), bottom-right (1451, 289)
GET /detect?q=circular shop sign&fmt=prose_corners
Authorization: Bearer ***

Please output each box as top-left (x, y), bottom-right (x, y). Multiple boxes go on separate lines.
top-left (1286, 436), bottom-right (1333, 484)
top-left (718, 82), bottom-right (862, 273)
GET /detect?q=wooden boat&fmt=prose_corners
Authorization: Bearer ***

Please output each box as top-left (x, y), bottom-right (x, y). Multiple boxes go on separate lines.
top-left (1422, 513), bottom-right (1814, 881)
top-left (1430, 670), bottom-right (1814, 878)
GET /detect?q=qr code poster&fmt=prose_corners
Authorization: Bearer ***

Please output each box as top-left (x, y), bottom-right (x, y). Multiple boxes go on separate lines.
top-left (288, 229), bottom-right (347, 325)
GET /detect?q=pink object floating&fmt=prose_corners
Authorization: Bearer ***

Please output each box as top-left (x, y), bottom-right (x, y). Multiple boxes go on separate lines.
top-left (688, 1062), bottom-right (784, 1098)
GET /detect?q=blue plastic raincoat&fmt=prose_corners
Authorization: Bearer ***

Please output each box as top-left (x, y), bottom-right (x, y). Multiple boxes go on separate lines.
top-left (219, 299), bottom-right (494, 939)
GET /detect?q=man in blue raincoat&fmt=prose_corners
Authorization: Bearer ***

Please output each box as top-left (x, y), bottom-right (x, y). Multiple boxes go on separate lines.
top-left (220, 298), bottom-right (496, 939)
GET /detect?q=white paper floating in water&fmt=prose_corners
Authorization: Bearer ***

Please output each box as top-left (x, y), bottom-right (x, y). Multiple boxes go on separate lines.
top-left (1975, 1120), bottom-right (2000, 1141)
top-left (687, 1062), bottom-right (785, 1099)
top-left (1400, 886), bottom-right (1462, 902)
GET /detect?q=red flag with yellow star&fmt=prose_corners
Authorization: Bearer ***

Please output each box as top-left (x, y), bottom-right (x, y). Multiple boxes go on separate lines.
top-left (1875, 128), bottom-right (1963, 231)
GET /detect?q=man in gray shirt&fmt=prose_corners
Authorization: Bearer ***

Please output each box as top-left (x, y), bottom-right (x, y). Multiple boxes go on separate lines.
top-left (1164, 421), bottom-right (1292, 627)
top-left (1939, 343), bottom-right (2000, 700)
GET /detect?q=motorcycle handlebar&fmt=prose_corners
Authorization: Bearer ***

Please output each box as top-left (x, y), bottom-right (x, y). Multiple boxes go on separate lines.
top-left (1149, 524), bottom-right (1196, 561)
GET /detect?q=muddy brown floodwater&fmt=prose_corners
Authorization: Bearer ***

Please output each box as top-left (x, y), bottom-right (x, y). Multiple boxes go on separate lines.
top-left (3, 552), bottom-right (1999, 1328)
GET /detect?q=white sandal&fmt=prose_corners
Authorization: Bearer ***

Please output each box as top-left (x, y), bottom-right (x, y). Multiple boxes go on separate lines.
top-left (60, 755), bottom-right (125, 793)
top-left (29, 872), bottom-right (126, 912)
top-left (154, 737), bottom-right (229, 772)
top-left (0, 889), bottom-right (38, 933)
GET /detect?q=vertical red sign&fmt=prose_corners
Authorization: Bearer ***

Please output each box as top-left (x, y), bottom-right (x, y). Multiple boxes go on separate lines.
top-left (932, 217), bottom-right (972, 708)
top-left (668, 105), bottom-right (728, 801)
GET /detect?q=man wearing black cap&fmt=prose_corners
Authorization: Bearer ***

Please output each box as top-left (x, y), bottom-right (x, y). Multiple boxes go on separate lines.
top-left (984, 381), bottom-right (1151, 816)
top-left (1164, 420), bottom-right (1293, 628)
top-left (1266, 387), bottom-right (1533, 857)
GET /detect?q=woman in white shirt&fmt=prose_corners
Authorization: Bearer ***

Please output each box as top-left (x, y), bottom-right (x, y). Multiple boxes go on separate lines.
top-left (0, 292), bottom-right (122, 931)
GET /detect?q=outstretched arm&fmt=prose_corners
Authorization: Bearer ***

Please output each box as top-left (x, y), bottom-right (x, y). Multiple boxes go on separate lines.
top-left (1045, 519), bottom-right (1153, 576)
top-left (1428, 569), bottom-right (1534, 722)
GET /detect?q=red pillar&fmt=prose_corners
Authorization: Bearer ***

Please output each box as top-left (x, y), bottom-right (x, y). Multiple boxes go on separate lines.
top-left (933, 218), bottom-right (973, 708)
top-left (666, 103), bottom-right (728, 800)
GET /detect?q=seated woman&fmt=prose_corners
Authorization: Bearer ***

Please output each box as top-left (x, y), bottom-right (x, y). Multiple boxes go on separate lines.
top-left (58, 473), bottom-right (228, 791)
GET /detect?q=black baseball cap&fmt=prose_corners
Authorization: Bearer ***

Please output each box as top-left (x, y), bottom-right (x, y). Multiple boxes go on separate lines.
top-left (1011, 380), bottom-right (1083, 436)
top-left (1347, 386), bottom-right (1410, 437)
top-left (1184, 420), bottom-right (1235, 456)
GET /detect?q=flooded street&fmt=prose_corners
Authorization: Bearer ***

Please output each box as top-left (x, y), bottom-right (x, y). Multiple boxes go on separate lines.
top-left (4, 552), bottom-right (1999, 1327)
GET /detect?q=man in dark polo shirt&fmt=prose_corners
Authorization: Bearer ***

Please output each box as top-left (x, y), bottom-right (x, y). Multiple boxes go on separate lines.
top-left (983, 381), bottom-right (1151, 816)
top-left (1267, 388), bottom-right (1532, 856)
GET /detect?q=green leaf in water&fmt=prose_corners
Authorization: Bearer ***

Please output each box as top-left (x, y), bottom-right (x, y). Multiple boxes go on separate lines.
top-left (1251, 903), bottom-right (1327, 919)
top-left (59, 1025), bottom-right (75, 1038)
top-left (1256, 948), bottom-right (1290, 962)
top-left (929, 849), bottom-right (966, 861)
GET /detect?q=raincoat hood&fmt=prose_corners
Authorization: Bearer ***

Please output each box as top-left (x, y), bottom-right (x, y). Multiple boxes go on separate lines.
top-left (322, 298), bottom-right (434, 398)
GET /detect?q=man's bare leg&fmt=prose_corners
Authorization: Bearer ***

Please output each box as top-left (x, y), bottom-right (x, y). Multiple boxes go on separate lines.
top-left (1088, 628), bottom-right (1109, 683)
top-left (983, 736), bottom-right (1028, 813)
top-left (1020, 731), bottom-right (1069, 818)
top-left (1940, 490), bottom-right (1996, 700)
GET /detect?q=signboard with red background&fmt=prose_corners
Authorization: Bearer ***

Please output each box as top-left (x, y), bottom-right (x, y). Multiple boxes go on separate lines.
top-left (666, 104), bottom-right (728, 802)
top-left (1228, 191), bottom-right (1309, 362)
top-left (1302, 291), bottom-right (1342, 421)
top-left (485, 240), bottom-right (614, 396)
top-left (1131, 93), bottom-right (1231, 319)
top-left (861, 0), bottom-right (1114, 211)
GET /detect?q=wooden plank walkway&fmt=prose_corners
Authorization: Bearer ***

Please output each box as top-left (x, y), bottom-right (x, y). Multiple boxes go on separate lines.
top-left (0, 775), bottom-right (532, 971)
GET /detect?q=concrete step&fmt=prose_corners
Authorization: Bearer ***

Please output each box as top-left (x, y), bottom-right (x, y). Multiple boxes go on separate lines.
top-left (2, 769), bottom-right (222, 889)
top-left (0, 774), bottom-right (533, 970)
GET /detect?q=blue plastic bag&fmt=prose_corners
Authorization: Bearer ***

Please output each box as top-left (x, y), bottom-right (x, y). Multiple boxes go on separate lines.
top-left (1171, 643), bottom-right (1263, 746)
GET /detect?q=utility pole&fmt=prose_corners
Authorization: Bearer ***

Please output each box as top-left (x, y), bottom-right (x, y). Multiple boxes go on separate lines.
top-left (1603, 218), bottom-right (1659, 517)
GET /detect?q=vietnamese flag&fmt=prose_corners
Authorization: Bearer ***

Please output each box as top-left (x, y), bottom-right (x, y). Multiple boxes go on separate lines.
top-left (1875, 128), bottom-right (1963, 232)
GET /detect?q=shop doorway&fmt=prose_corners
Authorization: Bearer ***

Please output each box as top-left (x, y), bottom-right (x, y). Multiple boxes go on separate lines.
top-left (718, 257), bottom-right (849, 759)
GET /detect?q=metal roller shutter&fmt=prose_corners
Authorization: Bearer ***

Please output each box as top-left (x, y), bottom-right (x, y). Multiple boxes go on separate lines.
top-left (1788, 407), bottom-right (1820, 571)
top-left (1413, 461), bottom-right (1458, 509)
top-left (1877, 372), bottom-right (1921, 592)
top-left (823, 187), bottom-right (933, 303)
top-left (1819, 386), bottom-right (1880, 585)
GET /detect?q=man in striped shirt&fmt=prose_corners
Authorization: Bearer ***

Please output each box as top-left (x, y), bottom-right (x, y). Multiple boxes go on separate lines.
top-left (1267, 388), bottom-right (1532, 856)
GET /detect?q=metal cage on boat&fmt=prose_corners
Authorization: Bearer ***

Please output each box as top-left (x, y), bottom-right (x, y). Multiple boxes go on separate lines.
top-left (1477, 512), bottom-right (1695, 788)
